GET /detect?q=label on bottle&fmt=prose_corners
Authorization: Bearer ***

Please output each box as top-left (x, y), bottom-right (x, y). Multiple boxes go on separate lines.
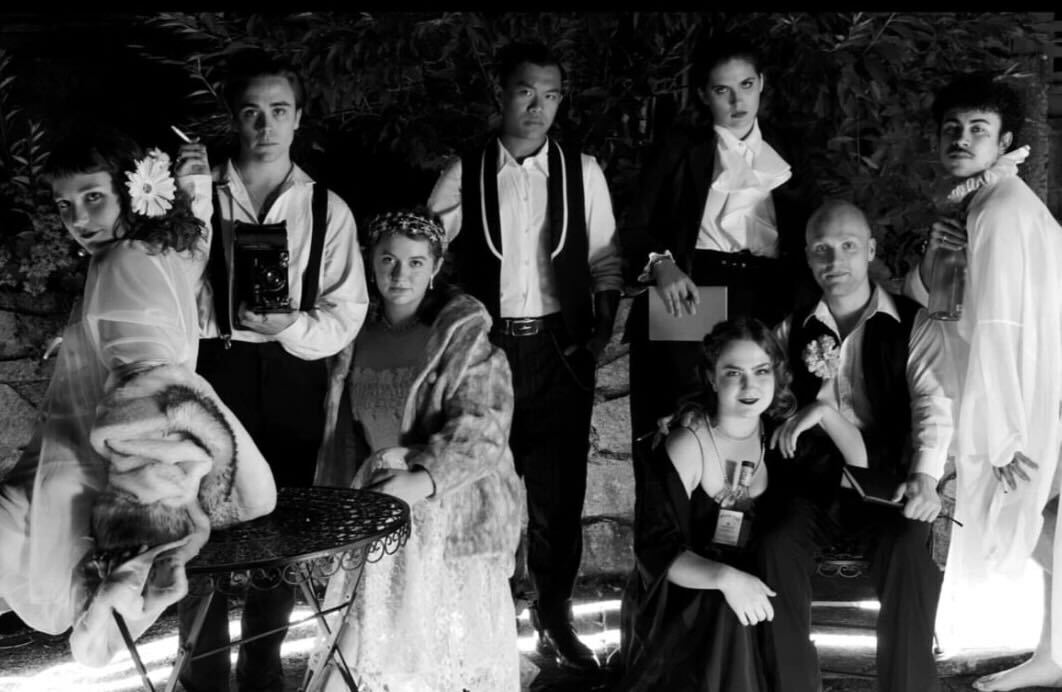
top-left (738, 460), bottom-right (756, 489)
top-left (713, 509), bottom-right (745, 546)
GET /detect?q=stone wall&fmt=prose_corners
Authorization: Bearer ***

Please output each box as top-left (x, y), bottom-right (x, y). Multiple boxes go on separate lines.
top-left (0, 291), bottom-right (66, 478)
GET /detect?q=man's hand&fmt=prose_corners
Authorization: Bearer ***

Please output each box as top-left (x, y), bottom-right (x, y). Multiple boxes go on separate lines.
top-left (175, 143), bottom-right (210, 178)
top-left (237, 304), bottom-right (298, 336)
top-left (719, 566), bottom-right (776, 626)
top-left (652, 259), bottom-right (699, 317)
top-left (995, 451), bottom-right (1039, 492)
top-left (919, 217), bottom-right (967, 288)
top-left (771, 403), bottom-right (825, 458)
top-left (891, 472), bottom-right (942, 523)
top-left (365, 467), bottom-right (434, 506)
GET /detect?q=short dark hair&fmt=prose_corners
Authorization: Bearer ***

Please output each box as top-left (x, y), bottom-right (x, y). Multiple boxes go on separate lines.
top-left (932, 71), bottom-right (1024, 143)
top-left (222, 47), bottom-right (305, 115)
top-left (495, 41), bottom-right (566, 88)
top-left (690, 33), bottom-right (763, 92)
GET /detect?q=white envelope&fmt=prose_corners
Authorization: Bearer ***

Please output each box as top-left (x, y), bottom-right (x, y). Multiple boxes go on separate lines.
top-left (648, 286), bottom-right (728, 342)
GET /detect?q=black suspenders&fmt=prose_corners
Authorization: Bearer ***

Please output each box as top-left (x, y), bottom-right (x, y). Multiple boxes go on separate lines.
top-left (208, 181), bottom-right (329, 347)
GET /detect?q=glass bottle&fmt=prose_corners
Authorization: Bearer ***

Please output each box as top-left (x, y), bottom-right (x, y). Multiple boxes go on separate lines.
top-left (715, 460), bottom-right (757, 550)
top-left (927, 242), bottom-right (967, 321)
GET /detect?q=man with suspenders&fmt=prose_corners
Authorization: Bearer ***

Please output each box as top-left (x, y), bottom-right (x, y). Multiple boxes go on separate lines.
top-left (177, 48), bottom-right (368, 692)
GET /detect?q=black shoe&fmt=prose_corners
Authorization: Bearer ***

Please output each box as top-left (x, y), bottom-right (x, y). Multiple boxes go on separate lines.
top-left (539, 620), bottom-right (600, 671)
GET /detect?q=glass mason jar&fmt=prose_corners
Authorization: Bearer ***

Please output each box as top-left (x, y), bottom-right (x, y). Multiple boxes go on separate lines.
top-left (927, 244), bottom-right (967, 321)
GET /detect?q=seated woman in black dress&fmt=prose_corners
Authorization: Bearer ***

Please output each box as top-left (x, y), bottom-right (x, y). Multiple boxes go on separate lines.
top-left (618, 315), bottom-right (796, 691)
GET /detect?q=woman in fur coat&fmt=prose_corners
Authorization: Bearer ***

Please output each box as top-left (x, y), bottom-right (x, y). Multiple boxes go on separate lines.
top-left (312, 207), bottom-right (524, 691)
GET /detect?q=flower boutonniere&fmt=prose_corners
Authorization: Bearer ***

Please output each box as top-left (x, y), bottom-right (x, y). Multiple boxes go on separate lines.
top-left (125, 148), bottom-right (177, 217)
top-left (802, 334), bottom-right (840, 380)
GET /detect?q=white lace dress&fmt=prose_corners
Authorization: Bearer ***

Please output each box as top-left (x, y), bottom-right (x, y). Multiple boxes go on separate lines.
top-left (311, 324), bottom-right (520, 692)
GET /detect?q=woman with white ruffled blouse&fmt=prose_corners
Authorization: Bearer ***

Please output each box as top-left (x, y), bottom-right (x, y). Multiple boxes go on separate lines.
top-left (622, 33), bottom-right (811, 483)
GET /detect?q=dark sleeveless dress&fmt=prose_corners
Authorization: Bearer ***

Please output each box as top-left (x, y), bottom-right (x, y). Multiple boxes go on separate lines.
top-left (617, 438), bottom-right (770, 691)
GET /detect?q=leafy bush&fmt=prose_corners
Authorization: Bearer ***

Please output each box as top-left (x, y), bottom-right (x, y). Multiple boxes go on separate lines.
top-left (0, 49), bottom-right (81, 297)
top-left (0, 12), bottom-right (1048, 296)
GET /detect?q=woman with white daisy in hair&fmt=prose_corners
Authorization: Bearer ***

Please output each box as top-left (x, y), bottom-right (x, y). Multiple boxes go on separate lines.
top-left (0, 126), bottom-right (224, 654)
top-left (311, 207), bottom-right (524, 691)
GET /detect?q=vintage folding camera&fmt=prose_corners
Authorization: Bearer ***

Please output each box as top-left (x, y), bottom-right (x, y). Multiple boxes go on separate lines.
top-left (232, 219), bottom-right (294, 318)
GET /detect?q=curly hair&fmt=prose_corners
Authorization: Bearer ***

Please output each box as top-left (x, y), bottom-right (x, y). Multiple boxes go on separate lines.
top-left (42, 127), bottom-right (205, 255)
top-left (676, 314), bottom-right (796, 427)
top-left (932, 71), bottom-right (1024, 143)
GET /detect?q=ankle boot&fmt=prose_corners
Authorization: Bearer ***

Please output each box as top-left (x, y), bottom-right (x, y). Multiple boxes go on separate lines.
top-left (530, 600), bottom-right (599, 671)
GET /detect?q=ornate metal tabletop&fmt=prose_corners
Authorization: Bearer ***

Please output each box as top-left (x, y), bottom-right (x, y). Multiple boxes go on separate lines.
top-left (185, 486), bottom-right (410, 594)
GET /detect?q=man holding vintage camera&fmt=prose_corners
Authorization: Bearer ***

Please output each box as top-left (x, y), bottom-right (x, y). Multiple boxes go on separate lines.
top-left (177, 48), bottom-right (369, 692)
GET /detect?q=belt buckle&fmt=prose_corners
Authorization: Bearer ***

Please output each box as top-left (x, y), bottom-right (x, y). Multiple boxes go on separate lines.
top-left (510, 318), bottom-right (539, 336)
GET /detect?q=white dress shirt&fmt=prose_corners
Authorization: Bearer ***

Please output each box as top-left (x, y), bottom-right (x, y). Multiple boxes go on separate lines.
top-left (196, 161), bottom-right (369, 360)
top-left (427, 140), bottom-right (622, 318)
top-left (696, 120), bottom-right (791, 256)
top-left (776, 285), bottom-right (954, 480)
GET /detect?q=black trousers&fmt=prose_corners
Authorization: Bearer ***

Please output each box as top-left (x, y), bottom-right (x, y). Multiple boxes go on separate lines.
top-left (493, 322), bottom-right (595, 621)
top-left (754, 481), bottom-right (943, 692)
top-left (178, 338), bottom-right (327, 692)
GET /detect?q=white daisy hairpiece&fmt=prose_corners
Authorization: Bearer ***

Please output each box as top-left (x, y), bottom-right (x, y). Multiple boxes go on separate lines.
top-left (125, 148), bottom-right (176, 217)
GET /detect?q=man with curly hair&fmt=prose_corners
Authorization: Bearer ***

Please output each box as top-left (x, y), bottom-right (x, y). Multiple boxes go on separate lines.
top-left (906, 72), bottom-right (1062, 692)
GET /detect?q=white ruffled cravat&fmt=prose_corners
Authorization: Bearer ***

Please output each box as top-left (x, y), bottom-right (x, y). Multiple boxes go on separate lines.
top-left (700, 120), bottom-right (792, 254)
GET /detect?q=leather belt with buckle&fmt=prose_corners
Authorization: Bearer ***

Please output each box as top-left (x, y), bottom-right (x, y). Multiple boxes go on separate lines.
top-left (493, 314), bottom-right (564, 337)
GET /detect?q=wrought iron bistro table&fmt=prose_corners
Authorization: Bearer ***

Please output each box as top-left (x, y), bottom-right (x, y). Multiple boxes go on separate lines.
top-left (114, 486), bottom-right (410, 692)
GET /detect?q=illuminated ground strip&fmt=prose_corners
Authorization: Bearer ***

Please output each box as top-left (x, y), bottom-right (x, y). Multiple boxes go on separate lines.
top-left (0, 611), bottom-right (320, 692)
top-left (1, 599), bottom-right (887, 691)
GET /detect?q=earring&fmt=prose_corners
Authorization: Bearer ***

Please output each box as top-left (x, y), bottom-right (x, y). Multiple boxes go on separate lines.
top-left (429, 275), bottom-right (434, 290)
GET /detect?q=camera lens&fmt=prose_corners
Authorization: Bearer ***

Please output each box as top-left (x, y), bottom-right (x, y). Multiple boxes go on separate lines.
top-left (261, 268), bottom-right (285, 291)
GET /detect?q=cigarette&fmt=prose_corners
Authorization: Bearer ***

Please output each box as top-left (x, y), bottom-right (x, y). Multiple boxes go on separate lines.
top-left (170, 125), bottom-right (194, 143)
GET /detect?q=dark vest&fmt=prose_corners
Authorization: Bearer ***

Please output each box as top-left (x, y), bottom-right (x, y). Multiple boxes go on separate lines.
top-left (786, 290), bottom-right (921, 474)
top-left (452, 137), bottom-right (593, 342)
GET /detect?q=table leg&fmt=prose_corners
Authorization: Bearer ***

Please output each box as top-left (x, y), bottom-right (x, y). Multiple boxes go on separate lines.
top-left (164, 591), bottom-right (214, 692)
top-left (299, 561), bottom-right (364, 692)
top-left (113, 611), bottom-right (156, 692)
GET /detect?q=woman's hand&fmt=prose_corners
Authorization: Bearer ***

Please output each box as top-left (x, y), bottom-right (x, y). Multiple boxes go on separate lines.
top-left (100, 537), bottom-right (190, 618)
top-left (996, 451), bottom-right (1039, 492)
top-left (652, 259), bottom-right (699, 317)
top-left (175, 143), bottom-right (210, 178)
top-left (719, 566), bottom-right (776, 626)
top-left (365, 467), bottom-right (434, 506)
top-left (918, 217), bottom-right (967, 288)
top-left (771, 403), bottom-right (825, 458)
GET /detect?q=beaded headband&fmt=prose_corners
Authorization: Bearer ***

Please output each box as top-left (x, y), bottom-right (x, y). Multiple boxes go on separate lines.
top-left (366, 210), bottom-right (447, 252)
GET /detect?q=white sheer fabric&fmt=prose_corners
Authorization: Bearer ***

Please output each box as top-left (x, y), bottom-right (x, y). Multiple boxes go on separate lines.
top-left (0, 241), bottom-right (200, 634)
top-left (935, 175), bottom-right (1062, 656)
top-left (310, 452), bottom-right (520, 692)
